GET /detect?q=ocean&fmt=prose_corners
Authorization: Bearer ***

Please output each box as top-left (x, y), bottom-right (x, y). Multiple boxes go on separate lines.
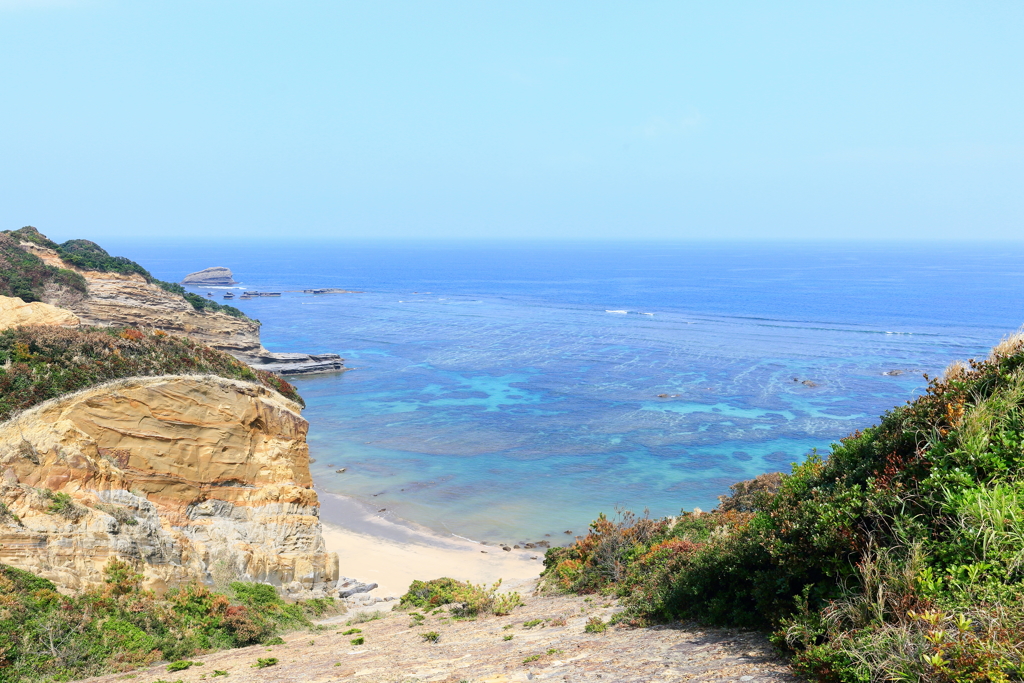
top-left (110, 240), bottom-right (1024, 543)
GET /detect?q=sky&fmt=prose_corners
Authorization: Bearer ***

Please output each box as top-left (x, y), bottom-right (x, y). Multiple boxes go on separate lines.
top-left (1, 1), bottom-right (1022, 242)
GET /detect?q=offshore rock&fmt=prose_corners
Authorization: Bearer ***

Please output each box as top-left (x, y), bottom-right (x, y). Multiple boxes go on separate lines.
top-left (0, 294), bottom-right (79, 329)
top-left (239, 351), bottom-right (346, 375)
top-left (0, 375), bottom-right (337, 593)
top-left (181, 266), bottom-right (237, 286)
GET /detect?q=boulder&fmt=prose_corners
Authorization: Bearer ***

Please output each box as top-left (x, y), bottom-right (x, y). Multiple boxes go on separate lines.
top-left (0, 295), bottom-right (79, 329)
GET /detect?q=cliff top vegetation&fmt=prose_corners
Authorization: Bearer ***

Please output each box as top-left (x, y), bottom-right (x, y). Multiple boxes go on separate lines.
top-left (0, 233), bottom-right (87, 304)
top-left (544, 331), bottom-right (1024, 682)
top-left (1, 227), bottom-right (250, 320)
top-left (0, 325), bottom-right (303, 422)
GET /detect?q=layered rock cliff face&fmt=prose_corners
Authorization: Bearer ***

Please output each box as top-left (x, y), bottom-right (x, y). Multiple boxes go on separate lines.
top-left (0, 375), bottom-right (337, 593)
top-left (20, 240), bottom-right (264, 355)
top-left (17, 239), bottom-right (343, 374)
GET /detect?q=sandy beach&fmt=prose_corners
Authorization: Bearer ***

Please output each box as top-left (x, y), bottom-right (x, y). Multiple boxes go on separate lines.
top-left (318, 492), bottom-right (549, 598)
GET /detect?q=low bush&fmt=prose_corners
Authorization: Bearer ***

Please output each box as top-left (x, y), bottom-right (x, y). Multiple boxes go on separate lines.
top-left (543, 331), bottom-right (1024, 682)
top-left (399, 578), bottom-right (506, 617)
top-left (493, 591), bottom-right (524, 616)
top-left (0, 559), bottom-right (334, 682)
top-left (0, 325), bottom-right (303, 421)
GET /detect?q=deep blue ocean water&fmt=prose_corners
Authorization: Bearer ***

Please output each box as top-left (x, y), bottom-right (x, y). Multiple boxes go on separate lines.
top-left (108, 240), bottom-right (1024, 542)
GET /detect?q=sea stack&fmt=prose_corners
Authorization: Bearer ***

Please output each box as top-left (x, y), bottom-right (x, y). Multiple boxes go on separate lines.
top-left (181, 266), bottom-right (237, 286)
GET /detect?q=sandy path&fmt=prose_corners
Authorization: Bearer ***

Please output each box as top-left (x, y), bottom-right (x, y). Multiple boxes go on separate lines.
top-left (82, 583), bottom-right (799, 683)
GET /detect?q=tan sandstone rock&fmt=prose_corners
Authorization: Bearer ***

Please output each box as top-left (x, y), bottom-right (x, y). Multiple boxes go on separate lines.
top-left (18, 240), bottom-right (264, 356)
top-left (0, 294), bottom-right (79, 329)
top-left (0, 375), bottom-right (337, 593)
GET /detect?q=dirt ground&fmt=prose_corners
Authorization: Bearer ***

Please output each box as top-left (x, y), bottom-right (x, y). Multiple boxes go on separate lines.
top-left (83, 581), bottom-right (800, 683)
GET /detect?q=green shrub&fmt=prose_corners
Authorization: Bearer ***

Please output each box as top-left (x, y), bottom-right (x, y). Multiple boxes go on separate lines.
top-left (253, 658), bottom-right (278, 668)
top-left (420, 632), bottom-right (439, 643)
top-left (231, 581), bottom-right (281, 607)
top-left (44, 491), bottom-right (83, 519)
top-left (55, 239), bottom-right (152, 279)
top-left (399, 577), bottom-right (505, 617)
top-left (167, 660), bottom-right (201, 672)
top-left (0, 561), bottom-right (330, 682)
top-left (349, 636), bottom-right (364, 645)
top-left (584, 617), bottom-right (607, 633)
top-left (493, 591), bottom-right (524, 616)
top-left (0, 501), bottom-right (20, 524)
top-left (5, 226), bottom-right (58, 249)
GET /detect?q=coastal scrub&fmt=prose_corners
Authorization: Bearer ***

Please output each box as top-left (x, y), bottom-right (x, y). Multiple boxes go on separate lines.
top-left (543, 331), bottom-right (1024, 682)
top-left (400, 578), bottom-right (515, 618)
top-left (0, 560), bottom-right (332, 682)
top-left (0, 232), bottom-right (86, 304)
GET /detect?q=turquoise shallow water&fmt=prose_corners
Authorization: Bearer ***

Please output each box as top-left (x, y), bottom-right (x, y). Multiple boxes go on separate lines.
top-left (110, 241), bottom-right (1024, 542)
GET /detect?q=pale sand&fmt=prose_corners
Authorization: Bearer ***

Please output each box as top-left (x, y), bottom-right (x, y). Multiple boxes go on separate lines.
top-left (318, 492), bottom-right (549, 598)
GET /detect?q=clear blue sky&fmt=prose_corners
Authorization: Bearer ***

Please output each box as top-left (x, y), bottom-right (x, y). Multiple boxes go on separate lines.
top-left (2, 1), bottom-right (1022, 242)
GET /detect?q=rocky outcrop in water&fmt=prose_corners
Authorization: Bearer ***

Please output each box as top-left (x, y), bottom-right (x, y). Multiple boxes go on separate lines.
top-left (0, 375), bottom-right (338, 593)
top-left (182, 266), bottom-right (237, 286)
top-left (239, 351), bottom-right (346, 375)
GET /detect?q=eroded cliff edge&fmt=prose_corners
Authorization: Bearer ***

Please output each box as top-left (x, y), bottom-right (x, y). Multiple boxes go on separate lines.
top-left (4, 227), bottom-right (344, 375)
top-left (0, 375), bottom-right (338, 593)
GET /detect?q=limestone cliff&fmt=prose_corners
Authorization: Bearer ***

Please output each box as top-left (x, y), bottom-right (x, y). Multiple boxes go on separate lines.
top-left (0, 375), bottom-right (338, 593)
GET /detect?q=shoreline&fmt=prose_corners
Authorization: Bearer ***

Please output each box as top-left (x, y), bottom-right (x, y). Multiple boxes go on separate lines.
top-left (317, 491), bottom-right (548, 598)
